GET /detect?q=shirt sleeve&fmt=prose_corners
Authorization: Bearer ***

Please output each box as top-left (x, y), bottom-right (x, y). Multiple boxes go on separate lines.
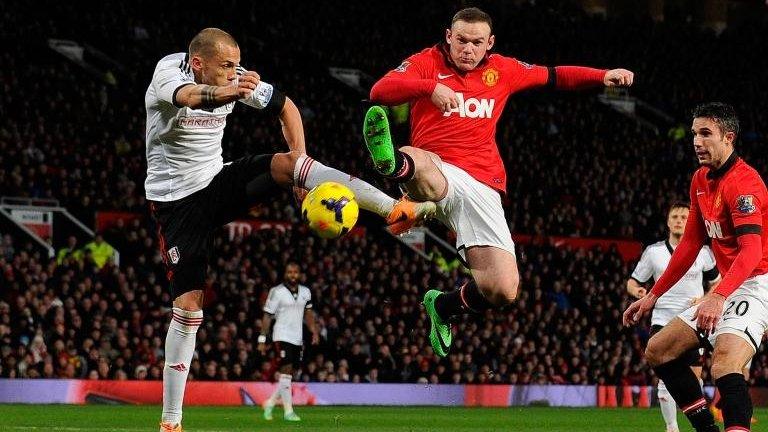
top-left (725, 172), bottom-right (764, 236)
top-left (263, 287), bottom-right (278, 314)
top-left (369, 52), bottom-right (436, 104)
top-left (304, 287), bottom-right (313, 309)
top-left (504, 57), bottom-right (550, 93)
top-left (630, 247), bottom-right (654, 284)
top-left (153, 60), bottom-right (195, 107)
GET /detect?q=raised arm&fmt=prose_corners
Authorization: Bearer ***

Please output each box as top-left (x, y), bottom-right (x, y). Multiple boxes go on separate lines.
top-left (174, 71), bottom-right (260, 109)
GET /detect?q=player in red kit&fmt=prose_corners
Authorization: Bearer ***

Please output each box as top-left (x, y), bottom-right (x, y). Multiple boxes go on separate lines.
top-left (624, 103), bottom-right (768, 432)
top-left (363, 7), bottom-right (634, 356)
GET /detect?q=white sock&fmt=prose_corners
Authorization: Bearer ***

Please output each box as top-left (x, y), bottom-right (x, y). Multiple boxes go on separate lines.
top-left (278, 373), bottom-right (294, 414)
top-left (266, 384), bottom-right (280, 406)
top-left (294, 154), bottom-right (396, 217)
top-left (658, 381), bottom-right (679, 431)
top-left (161, 308), bottom-right (203, 426)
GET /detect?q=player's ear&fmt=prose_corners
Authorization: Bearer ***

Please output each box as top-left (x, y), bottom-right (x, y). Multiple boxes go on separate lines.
top-left (724, 131), bottom-right (736, 145)
top-left (445, 28), bottom-right (452, 45)
top-left (487, 35), bottom-right (495, 51)
top-left (190, 54), bottom-right (204, 72)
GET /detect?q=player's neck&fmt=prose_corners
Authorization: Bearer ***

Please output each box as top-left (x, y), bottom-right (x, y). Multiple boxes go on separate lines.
top-left (710, 147), bottom-right (735, 171)
top-left (668, 235), bottom-right (681, 247)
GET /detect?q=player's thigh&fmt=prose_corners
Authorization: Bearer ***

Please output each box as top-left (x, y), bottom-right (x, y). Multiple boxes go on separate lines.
top-left (400, 146), bottom-right (448, 202)
top-left (207, 153), bottom-right (277, 226)
top-left (150, 200), bottom-right (211, 304)
top-left (465, 245), bottom-right (519, 304)
top-left (645, 317), bottom-right (701, 366)
top-left (711, 334), bottom-right (755, 379)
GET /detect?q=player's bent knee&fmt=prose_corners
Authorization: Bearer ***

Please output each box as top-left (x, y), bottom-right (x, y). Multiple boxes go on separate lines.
top-left (271, 151), bottom-right (302, 187)
top-left (173, 290), bottom-right (204, 312)
top-left (478, 277), bottom-right (519, 306)
top-left (644, 338), bottom-right (667, 367)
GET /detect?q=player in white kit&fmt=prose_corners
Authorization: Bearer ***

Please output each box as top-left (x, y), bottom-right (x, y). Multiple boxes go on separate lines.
top-left (258, 263), bottom-right (317, 422)
top-left (149, 28), bottom-right (434, 432)
top-left (627, 202), bottom-right (720, 432)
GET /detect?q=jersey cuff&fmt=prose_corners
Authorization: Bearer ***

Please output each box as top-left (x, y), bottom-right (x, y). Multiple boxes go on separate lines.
top-left (703, 267), bottom-right (720, 282)
top-left (734, 224), bottom-right (762, 236)
top-left (172, 83), bottom-right (195, 108)
top-left (546, 67), bottom-right (556, 89)
top-left (263, 87), bottom-right (286, 115)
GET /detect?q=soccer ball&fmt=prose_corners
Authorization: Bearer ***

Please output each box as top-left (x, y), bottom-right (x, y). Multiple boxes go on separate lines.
top-left (301, 182), bottom-right (359, 239)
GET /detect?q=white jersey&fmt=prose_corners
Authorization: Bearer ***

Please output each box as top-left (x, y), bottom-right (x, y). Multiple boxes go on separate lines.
top-left (264, 283), bottom-right (312, 346)
top-left (631, 240), bottom-right (719, 326)
top-left (144, 52), bottom-right (276, 201)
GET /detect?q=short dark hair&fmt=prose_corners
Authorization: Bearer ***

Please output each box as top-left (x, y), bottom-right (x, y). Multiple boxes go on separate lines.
top-left (692, 102), bottom-right (739, 138)
top-left (667, 201), bottom-right (690, 216)
top-left (189, 28), bottom-right (238, 59)
top-left (451, 7), bottom-right (493, 33)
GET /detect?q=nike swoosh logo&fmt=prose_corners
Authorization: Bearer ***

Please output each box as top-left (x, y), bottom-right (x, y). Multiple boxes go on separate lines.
top-left (437, 73), bottom-right (454, 79)
top-left (435, 327), bottom-right (450, 353)
top-left (696, 191), bottom-right (705, 196)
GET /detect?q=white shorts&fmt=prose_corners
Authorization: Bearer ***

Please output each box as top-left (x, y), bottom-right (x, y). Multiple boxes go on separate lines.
top-left (652, 307), bottom-right (688, 327)
top-left (678, 273), bottom-right (768, 353)
top-left (432, 161), bottom-right (515, 261)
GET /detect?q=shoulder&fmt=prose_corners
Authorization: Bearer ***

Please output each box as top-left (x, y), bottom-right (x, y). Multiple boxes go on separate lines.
top-left (407, 46), bottom-right (438, 67)
top-left (155, 52), bottom-right (188, 71)
top-left (725, 159), bottom-right (767, 196)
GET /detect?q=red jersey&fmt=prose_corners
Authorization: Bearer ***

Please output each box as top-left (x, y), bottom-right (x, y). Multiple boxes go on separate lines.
top-left (370, 45), bottom-right (605, 193)
top-left (690, 154), bottom-right (768, 276)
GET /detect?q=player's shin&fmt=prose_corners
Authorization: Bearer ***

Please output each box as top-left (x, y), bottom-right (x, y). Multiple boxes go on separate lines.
top-left (653, 357), bottom-right (718, 432)
top-left (658, 381), bottom-right (680, 431)
top-left (715, 373), bottom-right (753, 431)
top-left (293, 154), bottom-right (396, 217)
top-left (434, 280), bottom-right (494, 321)
top-left (162, 308), bottom-right (203, 426)
top-left (279, 373), bottom-right (294, 414)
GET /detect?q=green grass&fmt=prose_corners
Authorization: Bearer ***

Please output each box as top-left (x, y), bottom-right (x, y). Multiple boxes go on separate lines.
top-left (1, 405), bottom-right (767, 431)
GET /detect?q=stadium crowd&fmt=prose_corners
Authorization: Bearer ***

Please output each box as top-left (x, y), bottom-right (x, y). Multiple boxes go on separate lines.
top-left (1, 0), bottom-right (767, 385)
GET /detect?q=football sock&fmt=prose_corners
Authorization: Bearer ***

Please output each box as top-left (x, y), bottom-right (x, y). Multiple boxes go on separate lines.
top-left (294, 154), bottom-right (396, 217)
top-left (715, 373), bottom-right (752, 431)
top-left (383, 151), bottom-right (415, 182)
top-left (653, 358), bottom-right (718, 432)
top-left (279, 373), bottom-right (294, 413)
top-left (659, 381), bottom-right (680, 431)
top-left (434, 280), bottom-right (494, 321)
top-left (162, 308), bottom-right (203, 426)
top-left (266, 382), bottom-right (281, 406)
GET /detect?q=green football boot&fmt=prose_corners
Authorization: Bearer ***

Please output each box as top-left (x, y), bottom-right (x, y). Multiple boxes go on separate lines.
top-left (363, 105), bottom-right (397, 175)
top-left (422, 290), bottom-right (452, 357)
top-left (284, 411), bottom-right (301, 422)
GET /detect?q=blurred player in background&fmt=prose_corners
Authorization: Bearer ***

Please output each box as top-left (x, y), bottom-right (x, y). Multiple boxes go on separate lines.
top-left (148, 28), bottom-right (433, 432)
top-left (364, 7), bottom-right (634, 357)
top-left (625, 103), bottom-right (768, 432)
top-left (627, 202), bottom-right (720, 432)
top-left (258, 263), bottom-right (318, 422)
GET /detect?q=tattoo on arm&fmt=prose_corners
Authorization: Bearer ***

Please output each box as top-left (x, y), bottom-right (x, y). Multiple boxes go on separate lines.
top-left (201, 85), bottom-right (216, 107)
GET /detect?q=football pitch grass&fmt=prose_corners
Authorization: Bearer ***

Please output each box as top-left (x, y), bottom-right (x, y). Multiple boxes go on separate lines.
top-left (3, 405), bottom-right (768, 432)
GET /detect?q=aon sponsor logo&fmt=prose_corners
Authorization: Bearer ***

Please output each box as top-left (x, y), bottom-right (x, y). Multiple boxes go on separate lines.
top-left (443, 93), bottom-right (495, 118)
top-left (705, 220), bottom-right (724, 239)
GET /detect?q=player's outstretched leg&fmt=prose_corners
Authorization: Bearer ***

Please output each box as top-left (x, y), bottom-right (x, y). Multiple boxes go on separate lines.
top-left (424, 247), bottom-right (519, 357)
top-left (646, 320), bottom-right (718, 432)
top-left (711, 334), bottom-right (756, 432)
top-left (283, 152), bottom-right (435, 234)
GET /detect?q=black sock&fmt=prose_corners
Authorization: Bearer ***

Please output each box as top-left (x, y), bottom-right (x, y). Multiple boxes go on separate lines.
top-left (383, 151), bottom-right (415, 182)
top-left (434, 281), bottom-right (494, 321)
top-left (716, 373), bottom-right (752, 430)
top-left (654, 358), bottom-right (718, 432)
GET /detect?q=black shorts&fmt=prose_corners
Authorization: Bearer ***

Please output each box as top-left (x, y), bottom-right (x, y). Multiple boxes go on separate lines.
top-left (275, 341), bottom-right (303, 369)
top-left (150, 154), bottom-right (276, 298)
top-left (650, 324), bottom-right (703, 367)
